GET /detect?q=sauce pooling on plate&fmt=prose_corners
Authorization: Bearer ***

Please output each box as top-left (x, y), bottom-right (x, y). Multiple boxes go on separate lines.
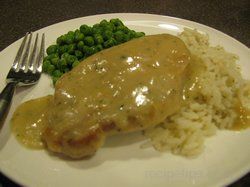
top-left (12, 95), bottom-right (52, 149)
top-left (231, 104), bottom-right (250, 130)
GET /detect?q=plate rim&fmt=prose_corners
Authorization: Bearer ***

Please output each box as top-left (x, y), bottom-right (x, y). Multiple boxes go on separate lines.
top-left (0, 13), bottom-right (249, 187)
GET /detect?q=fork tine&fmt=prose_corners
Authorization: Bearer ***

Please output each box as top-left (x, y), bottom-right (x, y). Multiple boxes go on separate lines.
top-left (19, 33), bottom-right (33, 71)
top-left (35, 33), bottom-right (45, 73)
top-left (12, 33), bottom-right (29, 70)
top-left (28, 33), bottom-right (39, 72)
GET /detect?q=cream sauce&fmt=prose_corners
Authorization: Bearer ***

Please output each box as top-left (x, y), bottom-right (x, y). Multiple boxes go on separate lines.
top-left (11, 95), bottom-right (52, 149)
top-left (48, 34), bottom-right (190, 137)
top-left (183, 55), bottom-right (206, 101)
top-left (43, 34), bottom-right (192, 157)
top-left (231, 103), bottom-right (250, 130)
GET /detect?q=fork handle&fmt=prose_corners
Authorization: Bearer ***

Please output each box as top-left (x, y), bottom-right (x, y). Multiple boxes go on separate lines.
top-left (0, 82), bottom-right (17, 122)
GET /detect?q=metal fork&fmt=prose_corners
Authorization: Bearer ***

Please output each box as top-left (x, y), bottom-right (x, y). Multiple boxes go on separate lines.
top-left (0, 32), bottom-right (45, 121)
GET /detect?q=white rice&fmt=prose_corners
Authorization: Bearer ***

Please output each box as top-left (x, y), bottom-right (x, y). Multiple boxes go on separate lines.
top-left (143, 28), bottom-right (250, 157)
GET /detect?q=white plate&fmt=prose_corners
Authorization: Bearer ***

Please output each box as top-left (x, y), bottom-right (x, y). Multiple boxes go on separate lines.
top-left (0, 13), bottom-right (249, 187)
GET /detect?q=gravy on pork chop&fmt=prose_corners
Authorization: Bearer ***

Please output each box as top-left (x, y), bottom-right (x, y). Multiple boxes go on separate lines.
top-left (12, 34), bottom-right (191, 158)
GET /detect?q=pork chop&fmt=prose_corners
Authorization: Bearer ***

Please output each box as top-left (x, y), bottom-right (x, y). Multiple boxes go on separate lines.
top-left (42, 34), bottom-right (191, 158)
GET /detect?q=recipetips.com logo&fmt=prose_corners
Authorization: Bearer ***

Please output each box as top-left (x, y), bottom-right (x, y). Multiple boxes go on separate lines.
top-left (145, 169), bottom-right (207, 181)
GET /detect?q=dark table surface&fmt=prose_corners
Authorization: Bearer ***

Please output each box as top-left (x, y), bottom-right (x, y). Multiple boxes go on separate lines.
top-left (0, 0), bottom-right (249, 186)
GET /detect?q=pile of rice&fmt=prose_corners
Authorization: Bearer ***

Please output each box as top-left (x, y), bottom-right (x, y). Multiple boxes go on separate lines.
top-left (143, 28), bottom-right (249, 157)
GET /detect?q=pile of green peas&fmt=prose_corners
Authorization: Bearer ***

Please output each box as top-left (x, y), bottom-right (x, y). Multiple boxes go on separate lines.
top-left (42, 18), bottom-right (145, 84)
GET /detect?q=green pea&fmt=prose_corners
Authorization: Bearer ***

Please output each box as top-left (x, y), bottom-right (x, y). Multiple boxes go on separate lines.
top-left (75, 50), bottom-right (83, 59)
top-left (85, 46), bottom-right (97, 56)
top-left (58, 45), bottom-right (69, 55)
top-left (74, 32), bottom-right (84, 42)
top-left (67, 31), bottom-right (74, 37)
top-left (110, 18), bottom-right (124, 27)
top-left (114, 31), bottom-right (125, 43)
top-left (121, 26), bottom-right (130, 34)
top-left (56, 35), bottom-right (66, 45)
top-left (50, 57), bottom-right (60, 66)
top-left (42, 60), bottom-right (51, 73)
top-left (44, 53), bottom-right (59, 61)
top-left (77, 41), bottom-right (85, 50)
top-left (103, 38), bottom-right (116, 48)
top-left (67, 44), bottom-right (76, 54)
top-left (66, 55), bottom-right (78, 65)
top-left (102, 22), bottom-right (115, 32)
top-left (47, 64), bottom-right (55, 75)
top-left (93, 23), bottom-right (100, 28)
top-left (61, 52), bottom-right (70, 59)
top-left (114, 25), bottom-right (122, 32)
top-left (123, 34), bottom-right (130, 42)
top-left (91, 27), bottom-right (102, 35)
top-left (84, 36), bottom-right (95, 46)
top-left (72, 60), bottom-right (80, 68)
top-left (82, 45), bottom-right (90, 54)
top-left (52, 70), bottom-right (63, 77)
top-left (46, 45), bottom-right (58, 55)
top-left (102, 30), bottom-right (113, 41)
top-left (58, 58), bottom-right (68, 71)
top-left (100, 19), bottom-right (108, 27)
top-left (80, 24), bottom-right (92, 35)
top-left (65, 33), bottom-right (74, 44)
top-left (94, 34), bottom-right (104, 44)
top-left (135, 32), bottom-right (145, 38)
top-left (96, 44), bottom-right (103, 51)
top-left (128, 30), bottom-right (136, 39)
